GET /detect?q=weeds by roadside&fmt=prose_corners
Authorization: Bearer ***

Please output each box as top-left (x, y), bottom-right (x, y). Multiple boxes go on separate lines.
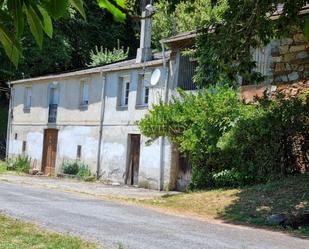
top-left (0, 161), bottom-right (7, 174)
top-left (131, 174), bottom-right (309, 237)
top-left (0, 214), bottom-right (100, 249)
top-left (62, 161), bottom-right (95, 182)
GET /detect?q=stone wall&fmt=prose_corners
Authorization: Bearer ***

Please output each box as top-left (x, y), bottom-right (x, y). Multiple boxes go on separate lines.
top-left (271, 32), bottom-right (309, 84)
top-left (240, 79), bottom-right (309, 103)
top-left (241, 32), bottom-right (309, 102)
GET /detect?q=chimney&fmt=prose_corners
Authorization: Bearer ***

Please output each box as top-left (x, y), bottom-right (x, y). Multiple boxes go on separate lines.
top-left (136, 9), bottom-right (153, 63)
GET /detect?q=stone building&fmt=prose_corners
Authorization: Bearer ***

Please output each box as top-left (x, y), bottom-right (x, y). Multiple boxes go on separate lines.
top-left (6, 14), bottom-right (196, 191)
top-left (7, 6), bottom-right (308, 190)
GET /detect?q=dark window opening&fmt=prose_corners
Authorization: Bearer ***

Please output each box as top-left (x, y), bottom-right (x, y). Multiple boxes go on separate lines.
top-left (144, 87), bottom-right (149, 104)
top-left (178, 56), bottom-right (198, 90)
top-left (22, 141), bottom-right (26, 153)
top-left (77, 145), bottom-right (82, 159)
top-left (48, 104), bottom-right (58, 123)
top-left (14, 133), bottom-right (18, 140)
top-left (125, 82), bottom-right (130, 106)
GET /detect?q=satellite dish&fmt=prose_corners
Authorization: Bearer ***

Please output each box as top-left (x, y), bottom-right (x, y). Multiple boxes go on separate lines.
top-left (151, 69), bottom-right (161, 86)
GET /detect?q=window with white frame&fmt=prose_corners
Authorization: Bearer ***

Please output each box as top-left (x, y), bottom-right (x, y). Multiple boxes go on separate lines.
top-left (118, 76), bottom-right (130, 107)
top-left (137, 73), bottom-right (151, 107)
top-left (24, 86), bottom-right (32, 110)
top-left (80, 80), bottom-right (89, 106)
top-left (49, 85), bottom-right (59, 105)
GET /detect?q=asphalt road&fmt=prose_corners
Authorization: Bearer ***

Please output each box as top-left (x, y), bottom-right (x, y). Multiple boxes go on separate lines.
top-left (0, 181), bottom-right (308, 249)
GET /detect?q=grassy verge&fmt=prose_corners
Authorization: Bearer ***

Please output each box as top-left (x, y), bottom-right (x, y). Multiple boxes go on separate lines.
top-left (0, 161), bottom-right (7, 174)
top-left (133, 174), bottom-right (309, 236)
top-left (0, 214), bottom-right (100, 249)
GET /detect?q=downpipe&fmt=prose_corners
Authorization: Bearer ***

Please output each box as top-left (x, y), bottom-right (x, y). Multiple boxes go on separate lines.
top-left (97, 72), bottom-right (106, 179)
top-left (159, 41), bottom-right (170, 191)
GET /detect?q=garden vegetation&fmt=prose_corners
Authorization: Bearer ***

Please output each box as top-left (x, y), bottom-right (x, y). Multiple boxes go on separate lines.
top-left (139, 86), bottom-right (309, 189)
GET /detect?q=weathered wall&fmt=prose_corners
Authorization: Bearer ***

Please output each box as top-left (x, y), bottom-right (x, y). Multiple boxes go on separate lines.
top-left (11, 74), bottom-right (103, 126)
top-left (8, 63), bottom-right (176, 190)
top-left (8, 126), bottom-right (44, 169)
top-left (57, 126), bottom-right (100, 173)
top-left (99, 65), bottom-right (172, 189)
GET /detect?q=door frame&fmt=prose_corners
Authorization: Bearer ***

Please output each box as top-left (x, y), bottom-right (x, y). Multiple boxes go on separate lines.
top-left (41, 128), bottom-right (59, 175)
top-left (125, 134), bottom-right (141, 186)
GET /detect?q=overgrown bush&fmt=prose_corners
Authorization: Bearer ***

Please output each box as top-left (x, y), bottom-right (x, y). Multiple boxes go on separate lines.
top-left (220, 92), bottom-right (309, 184)
top-left (12, 156), bottom-right (31, 173)
top-left (62, 161), bottom-right (92, 180)
top-left (62, 161), bottom-right (79, 175)
top-left (0, 160), bottom-right (7, 173)
top-left (77, 164), bottom-right (91, 178)
top-left (139, 86), bottom-right (309, 189)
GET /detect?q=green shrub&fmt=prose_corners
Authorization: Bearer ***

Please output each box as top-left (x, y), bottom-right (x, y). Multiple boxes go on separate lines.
top-left (139, 86), bottom-right (309, 189)
top-left (221, 93), bottom-right (309, 184)
top-left (13, 156), bottom-right (31, 173)
top-left (0, 161), bottom-right (7, 174)
top-left (211, 169), bottom-right (253, 187)
top-left (77, 164), bottom-right (91, 178)
top-left (62, 161), bottom-right (79, 175)
top-left (62, 161), bottom-right (92, 180)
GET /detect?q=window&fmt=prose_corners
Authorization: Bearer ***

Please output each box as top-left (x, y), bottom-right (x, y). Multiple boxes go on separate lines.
top-left (77, 145), bottom-right (82, 160)
top-left (124, 81), bottom-right (130, 106)
top-left (178, 56), bottom-right (197, 90)
top-left (118, 76), bottom-right (130, 108)
top-left (22, 141), bottom-right (27, 153)
top-left (136, 73), bottom-right (151, 107)
top-left (48, 84), bottom-right (59, 123)
top-left (14, 133), bottom-right (18, 140)
top-left (49, 86), bottom-right (59, 105)
top-left (144, 86), bottom-right (149, 105)
top-left (24, 87), bottom-right (32, 110)
top-left (80, 81), bottom-right (89, 106)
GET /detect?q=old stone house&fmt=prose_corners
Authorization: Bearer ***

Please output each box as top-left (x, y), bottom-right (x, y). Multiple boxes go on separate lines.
top-left (6, 14), bottom-right (197, 191)
top-left (6, 6), bottom-right (309, 190)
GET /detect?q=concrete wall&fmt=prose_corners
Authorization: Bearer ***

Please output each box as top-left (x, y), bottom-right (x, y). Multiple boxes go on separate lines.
top-left (11, 74), bottom-right (103, 125)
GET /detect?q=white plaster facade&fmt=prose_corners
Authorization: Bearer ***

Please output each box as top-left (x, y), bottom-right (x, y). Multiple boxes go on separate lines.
top-left (6, 49), bottom-right (188, 190)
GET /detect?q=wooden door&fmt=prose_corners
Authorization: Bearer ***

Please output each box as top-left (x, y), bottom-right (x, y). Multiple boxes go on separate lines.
top-left (128, 134), bottom-right (141, 186)
top-left (176, 153), bottom-right (192, 191)
top-left (42, 129), bottom-right (58, 175)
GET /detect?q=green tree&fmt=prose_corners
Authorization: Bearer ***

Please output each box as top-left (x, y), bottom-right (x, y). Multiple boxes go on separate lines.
top-left (196, 1), bottom-right (309, 86)
top-left (0, 0), bottom-right (140, 66)
top-left (0, 0), bottom-right (86, 66)
top-left (88, 41), bottom-right (129, 67)
top-left (152, 0), bottom-right (227, 49)
top-left (0, 0), bottom-right (138, 81)
top-left (58, 0), bottom-right (138, 69)
top-left (139, 86), bottom-right (309, 189)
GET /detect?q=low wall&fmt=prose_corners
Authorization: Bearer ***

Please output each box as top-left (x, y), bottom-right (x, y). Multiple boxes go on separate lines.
top-left (240, 80), bottom-right (309, 103)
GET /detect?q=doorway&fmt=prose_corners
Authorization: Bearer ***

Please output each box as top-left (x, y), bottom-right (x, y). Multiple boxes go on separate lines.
top-left (127, 134), bottom-right (141, 186)
top-left (176, 153), bottom-right (192, 191)
top-left (42, 129), bottom-right (58, 175)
